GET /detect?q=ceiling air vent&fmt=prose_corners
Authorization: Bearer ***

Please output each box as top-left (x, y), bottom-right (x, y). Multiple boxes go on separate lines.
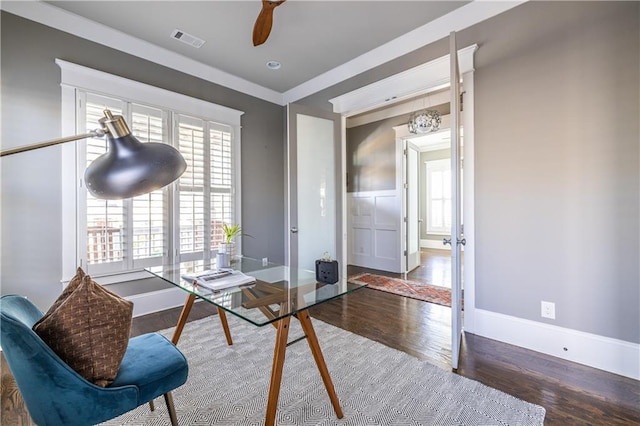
top-left (170, 29), bottom-right (205, 48)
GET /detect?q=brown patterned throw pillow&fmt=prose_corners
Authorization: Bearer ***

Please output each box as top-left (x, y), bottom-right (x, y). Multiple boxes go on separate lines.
top-left (33, 274), bottom-right (133, 387)
top-left (35, 267), bottom-right (86, 322)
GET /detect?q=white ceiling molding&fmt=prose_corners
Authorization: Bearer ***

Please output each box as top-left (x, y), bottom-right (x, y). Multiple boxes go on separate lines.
top-left (284, 1), bottom-right (526, 104)
top-left (1, 0), bottom-right (284, 105)
top-left (2, 1), bottom-right (524, 106)
top-left (330, 45), bottom-right (477, 117)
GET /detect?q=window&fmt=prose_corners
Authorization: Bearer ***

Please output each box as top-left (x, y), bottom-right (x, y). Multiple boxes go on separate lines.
top-left (59, 60), bottom-right (243, 280)
top-left (426, 159), bottom-right (452, 235)
top-left (175, 114), bottom-right (234, 263)
top-left (77, 93), bottom-right (236, 276)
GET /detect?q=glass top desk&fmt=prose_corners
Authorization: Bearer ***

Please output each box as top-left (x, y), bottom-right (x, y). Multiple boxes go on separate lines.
top-left (146, 258), bottom-right (366, 426)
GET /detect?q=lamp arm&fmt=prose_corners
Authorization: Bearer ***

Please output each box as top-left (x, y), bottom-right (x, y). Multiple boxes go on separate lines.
top-left (0, 129), bottom-right (106, 157)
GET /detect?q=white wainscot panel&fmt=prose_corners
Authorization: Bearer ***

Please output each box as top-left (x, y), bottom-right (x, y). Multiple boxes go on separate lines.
top-left (375, 229), bottom-right (398, 260)
top-left (348, 191), bottom-right (401, 272)
top-left (374, 196), bottom-right (398, 227)
top-left (352, 228), bottom-right (372, 256)
top-left (351, 197), bottom-right (373, 226)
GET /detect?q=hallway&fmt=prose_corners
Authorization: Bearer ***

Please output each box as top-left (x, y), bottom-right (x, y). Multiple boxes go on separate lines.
top-left (348, 248), bottom-right (455, 289)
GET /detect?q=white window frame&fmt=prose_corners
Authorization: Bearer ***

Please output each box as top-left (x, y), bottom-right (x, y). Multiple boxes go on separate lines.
top-left (59, 59), bottom-right (244, 283)
top-left (425, 158), bottom-right (452, 236)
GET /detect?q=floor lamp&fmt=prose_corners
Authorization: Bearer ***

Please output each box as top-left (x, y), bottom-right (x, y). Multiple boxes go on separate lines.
top-left (0, 109), bottom-right (187, 199)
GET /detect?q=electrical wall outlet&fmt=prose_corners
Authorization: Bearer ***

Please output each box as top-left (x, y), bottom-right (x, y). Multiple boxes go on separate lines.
top-left (262, 257), bottom-right (268, 266)
top-left (541, 301), bottom-right (556, 319)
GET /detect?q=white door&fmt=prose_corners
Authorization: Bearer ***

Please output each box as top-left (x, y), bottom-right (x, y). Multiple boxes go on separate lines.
top-left (286, 103), bottom-right (343, 274)
top-left (449, 31), bottom-right (464, 370)
top-left (404, 140), bottom-right (421, 272)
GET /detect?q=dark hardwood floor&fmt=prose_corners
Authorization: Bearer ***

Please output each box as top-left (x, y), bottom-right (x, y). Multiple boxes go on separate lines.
top-left (352, 248), bottom-right (455, 289)
top-left (3, 255), bottom-right (639, 424)
top-left (310, 288), bottom-right (640, 425)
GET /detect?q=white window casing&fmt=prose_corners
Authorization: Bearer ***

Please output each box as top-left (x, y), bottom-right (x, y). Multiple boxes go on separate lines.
top-left (58, 59), bottom-right (243, 284)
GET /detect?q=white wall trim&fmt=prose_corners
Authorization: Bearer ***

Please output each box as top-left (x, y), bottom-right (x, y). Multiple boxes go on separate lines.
top-left (421, 239), bottom-right (450, 250)
top-left (124, 287), bottom-right (190, 318)
top-left (474, 309), bottom-right (640, 380)
top-left (2, 1), bottom-right (526, 106)
top-left (56, 59), bottom-right (244, 125)
top-left (460, 70), bottom-right (476, 333)
top-left (285, 1), bottom-right (526, 104)
top-left (329, 45), bottom-right (478, 116)
top-left (1, 1), bottom-right (284, 105)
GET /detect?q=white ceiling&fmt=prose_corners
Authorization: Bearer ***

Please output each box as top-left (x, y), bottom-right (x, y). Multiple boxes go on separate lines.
top-left (44, 1), bottom-right (468, 90)
top-left (4, 1), bottom-right (524, 105)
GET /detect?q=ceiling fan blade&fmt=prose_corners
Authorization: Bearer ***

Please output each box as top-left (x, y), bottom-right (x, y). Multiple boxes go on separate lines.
top-left (252, 0), bottom-right (285, 47)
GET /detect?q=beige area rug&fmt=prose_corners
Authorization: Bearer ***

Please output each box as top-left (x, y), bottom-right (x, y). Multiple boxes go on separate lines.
top-left (104, 316), bottom-right (545, 425)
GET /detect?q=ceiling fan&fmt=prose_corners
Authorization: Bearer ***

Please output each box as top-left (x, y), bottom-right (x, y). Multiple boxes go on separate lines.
top-left (253, 0), bottom-right (286, 46)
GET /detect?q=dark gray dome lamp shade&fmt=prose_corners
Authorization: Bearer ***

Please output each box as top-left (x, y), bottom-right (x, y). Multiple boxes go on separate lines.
top-left (1, 109), bottom-right (187, 200)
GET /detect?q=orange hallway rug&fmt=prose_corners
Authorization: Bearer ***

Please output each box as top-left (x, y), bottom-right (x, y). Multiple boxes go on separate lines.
top-left (349, 273), bottom-right (458, 308)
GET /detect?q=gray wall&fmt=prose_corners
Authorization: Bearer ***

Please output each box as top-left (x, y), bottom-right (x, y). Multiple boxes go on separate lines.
top-left (0, 11), bottom-right (285, 311)
top-left (346, 117), bottom-right (450, 243)
top-left (2, 2), bottom-right (638, 345)
top-left (301, 1), bottom-right (640, 344)
top-left (346, 115), bottom-right (407, 192)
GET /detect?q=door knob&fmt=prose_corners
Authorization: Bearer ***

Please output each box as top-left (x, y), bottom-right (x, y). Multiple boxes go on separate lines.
top-left (290, 227), bottom-right (298, 234)
top-left (443, 238), bottom-right (451, 246)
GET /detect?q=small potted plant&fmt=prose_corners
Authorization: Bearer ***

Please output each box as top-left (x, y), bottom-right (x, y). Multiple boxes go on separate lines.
top-left (222, 223), bottom-right (244, 245)
top-left (218, 223), bottom-right (250, 262)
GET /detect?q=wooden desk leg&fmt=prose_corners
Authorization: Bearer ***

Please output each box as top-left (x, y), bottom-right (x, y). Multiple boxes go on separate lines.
top-left (216, 306), bottom-right (233, 346)
top-left (265, 316), bottom-right (291, 426)
top-left (297, 310), bottom-right (344, 419)
top-left (171, 293), bottom-right (196, 345)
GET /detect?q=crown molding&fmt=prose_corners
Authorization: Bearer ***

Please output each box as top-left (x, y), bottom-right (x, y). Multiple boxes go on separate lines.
top-left (2, 1), bottom-right (526, 107)
top-left (1, 0), bottom-right (285, 105)
top-left (283, 1), bottom-right (526, 104)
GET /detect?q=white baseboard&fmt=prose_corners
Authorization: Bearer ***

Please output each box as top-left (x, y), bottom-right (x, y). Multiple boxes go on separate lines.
top-left (126, 287), bottom-right (188, 318)
top-left (421, 239), bottom-right (450, 250)
top-left (473, 309), bottom-right (640, 380)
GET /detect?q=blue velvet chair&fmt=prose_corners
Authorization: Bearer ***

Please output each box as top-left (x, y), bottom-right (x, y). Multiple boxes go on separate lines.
top-left (0, 294), bottom-right (189, 425)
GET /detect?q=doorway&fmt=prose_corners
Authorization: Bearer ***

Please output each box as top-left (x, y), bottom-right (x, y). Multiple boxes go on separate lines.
top-left (333, 42), bottom-right (477, 370)
top-left (400, 123), bottom-right (455, 279)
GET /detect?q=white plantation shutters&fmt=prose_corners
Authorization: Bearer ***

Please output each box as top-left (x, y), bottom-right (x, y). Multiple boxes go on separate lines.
top-left (176, 115), bottom-right (234, 262)
top-left (78, 92), bottom-right (237, 276)
top-left (177, 115), bottom-right (206, 257)
top-left (83, 95), bottom-right (126, 272)
top-left (209, 124), bottom-right (234, 248)
top-left (129, 104), bottom-right (167, 267)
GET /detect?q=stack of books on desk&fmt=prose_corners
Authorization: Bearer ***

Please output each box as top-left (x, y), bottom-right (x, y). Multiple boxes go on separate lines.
top-left (181, 269), bottom-right (256, 291)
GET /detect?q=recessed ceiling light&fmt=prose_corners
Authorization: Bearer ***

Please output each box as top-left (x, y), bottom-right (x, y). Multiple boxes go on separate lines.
top-left (266, 60), bottom-right (281, 70)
